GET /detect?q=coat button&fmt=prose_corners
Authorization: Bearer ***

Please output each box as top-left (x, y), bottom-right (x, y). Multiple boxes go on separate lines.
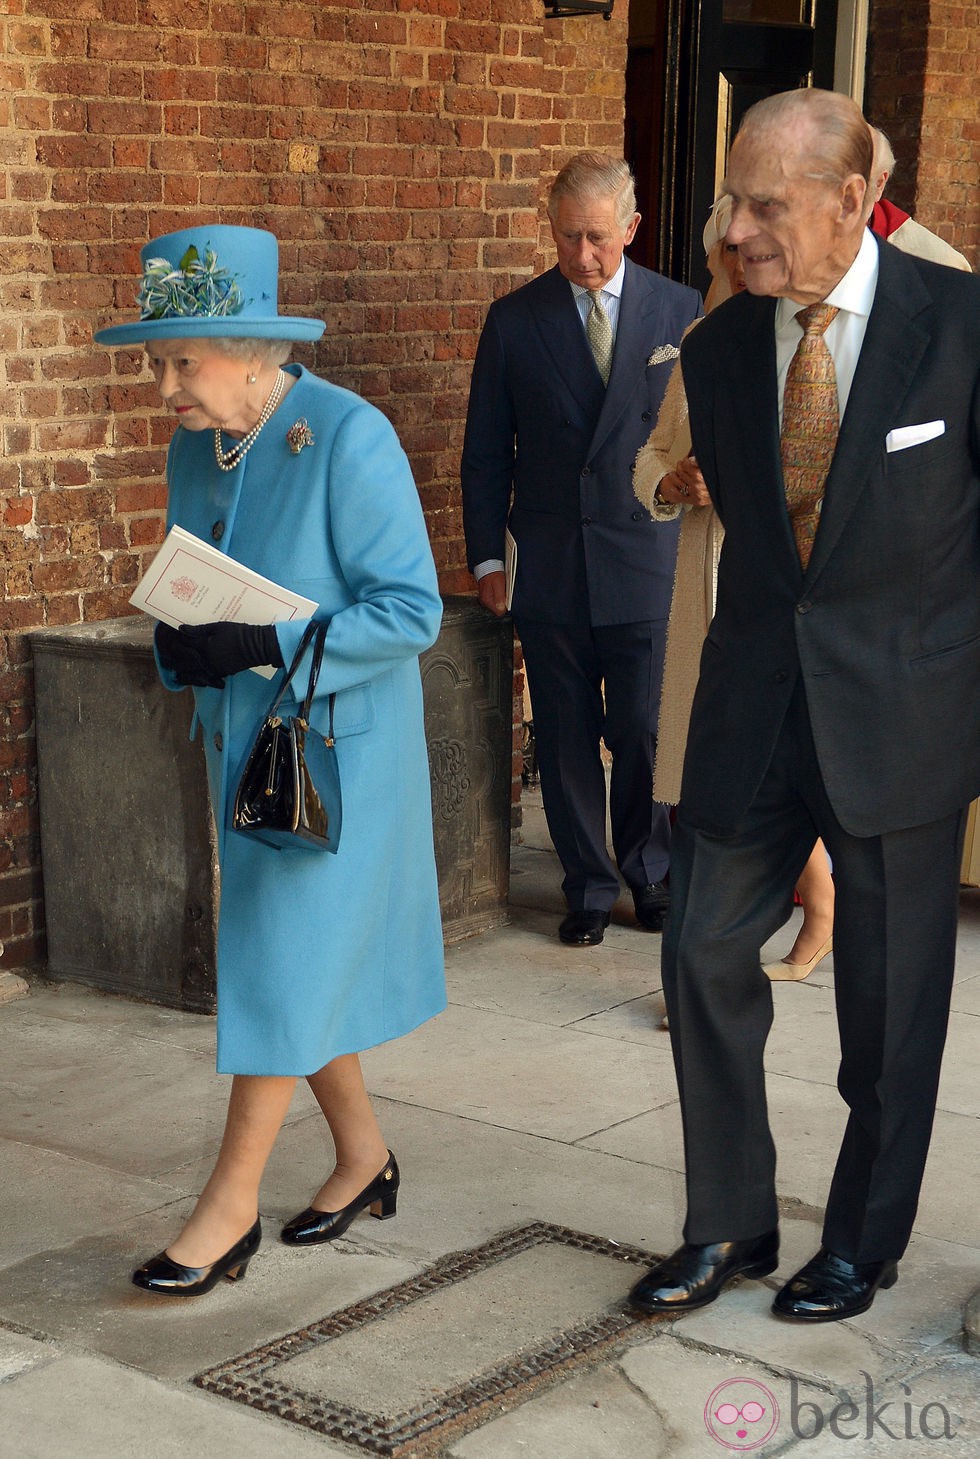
top-left (774, 670), bottom-right (788, 684)
top-left (581, 516), bottom-right (592, 526)
top-left (631, 510), bottom-right (644, 521)
top-left (213, 732), bottom-right (223, 751)
top-left (796, 600), bottom-right (813, 614)
top-left (211, 520), bottom-right (225, 541)
top-left (581, 467), bottom-right (592, 478)
top-left (641, 411), bottom-right (651, 422)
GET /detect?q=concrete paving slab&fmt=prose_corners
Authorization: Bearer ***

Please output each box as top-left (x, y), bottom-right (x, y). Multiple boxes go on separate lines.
top-left (617, 1329), bottom-right (831, 1457)
top-left (950, 973), bottom-right (980, 1014)
top-left (0, 1015), bottom-right (224, 1177)
top-left (0, 1351), bottom-right (342, 1459)
top-left (675, 1281), bottom-right (935, 1391)
top-left (0, 1212), bottom-right (418, 1384)
top-left (938, 1011), bottom-right (980, 1116)
top-left (0, 1140), bottom-right (188, 1271)
top-left (0, 1325), bottom-right (52, 1382)
top-left (0, 979), bottom-right (216, 1053)
top-left (447, 1355), bottom-right (667, 1458)
top-left (250, 1099), bottom-right (688, 1264)
top-left (777, 1354), bottom-right (978, 1457)
top-left (444, 907), bottom-right (664, 1030)
top-left (575, 1094), bottom-right (685, 1175)
top-left (0, 1005), bottom-right (321, 1180)
top-left (360, 1003), bottom-right (678, 1145)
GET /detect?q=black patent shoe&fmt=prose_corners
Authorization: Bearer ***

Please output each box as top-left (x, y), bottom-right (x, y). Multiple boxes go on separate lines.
top-left (628, 1230), bottom-right (779, 1313)
top-left (772, 1247), bottom-right (898, 1322)
top-left (559, 910), bottom-right (610, 946)
top-left (132, 1218), bottom-right (261, 1297)
top-left (281, 1152), bottom-right (399, 1246)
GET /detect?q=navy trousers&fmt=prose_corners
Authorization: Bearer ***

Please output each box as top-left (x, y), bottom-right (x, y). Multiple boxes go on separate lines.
top-left (517, 617), bottom-right (671, 911)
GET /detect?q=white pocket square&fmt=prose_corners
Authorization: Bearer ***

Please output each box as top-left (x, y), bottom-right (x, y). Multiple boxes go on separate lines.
top-left (647, 344), bottom-right (681, 366)
top-left (885, 420), bottom-right (945, 453)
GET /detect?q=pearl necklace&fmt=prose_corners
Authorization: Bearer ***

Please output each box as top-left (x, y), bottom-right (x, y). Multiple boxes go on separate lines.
top-left (213, 369), bottom-right (286, 472)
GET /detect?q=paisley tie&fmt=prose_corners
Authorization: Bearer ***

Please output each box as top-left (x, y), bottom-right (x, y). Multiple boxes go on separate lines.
top-left (780, 302), bottom-right (840, 567)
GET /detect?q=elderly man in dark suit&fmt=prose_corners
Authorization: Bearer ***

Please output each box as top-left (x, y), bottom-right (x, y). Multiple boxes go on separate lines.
top-left (461, 153), bottom-right (702, 946)
top-left (629, 88), bottom-right (980, 1323)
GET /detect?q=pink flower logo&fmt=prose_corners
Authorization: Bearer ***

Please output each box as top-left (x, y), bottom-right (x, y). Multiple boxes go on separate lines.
top-left (704, 1378), bottom-right (780, 1450)
top-left (170, 575), bottom-right (197, 604)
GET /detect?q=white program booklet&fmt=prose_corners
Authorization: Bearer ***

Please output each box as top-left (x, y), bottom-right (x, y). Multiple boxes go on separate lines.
top-left (130, 524), bottom-right (317, 677)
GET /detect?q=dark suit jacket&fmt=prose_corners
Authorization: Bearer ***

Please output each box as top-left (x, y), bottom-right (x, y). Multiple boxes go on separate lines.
top-left (679, 239), bottom-right (980, 838)
top-left (461, 259), bottom-right (703, 626)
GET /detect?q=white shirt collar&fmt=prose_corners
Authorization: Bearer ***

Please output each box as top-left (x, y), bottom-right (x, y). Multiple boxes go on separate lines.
top-left (775, 228), bottom-right (879, 335)
top-left (569, 255), bottom-right (627, 302)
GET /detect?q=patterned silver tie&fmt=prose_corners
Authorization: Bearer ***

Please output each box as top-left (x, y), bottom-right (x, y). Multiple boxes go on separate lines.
top-left (586, 289), bottom-right (613, 386)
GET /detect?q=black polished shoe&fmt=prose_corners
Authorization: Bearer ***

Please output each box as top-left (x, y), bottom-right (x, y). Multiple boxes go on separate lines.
top-left (558, 910), bottom-right (611, 946)
top-left (132, 1218), bottom-right (261, 1297)
top-left (772, 1247), bottom-right (898, 1322)
top-left (281, 1152), bottom-right (399, 1246)
top-left (632, 882), bottom-right (670, 932)
top-left (628, 1230), bottom-right (779, 1313)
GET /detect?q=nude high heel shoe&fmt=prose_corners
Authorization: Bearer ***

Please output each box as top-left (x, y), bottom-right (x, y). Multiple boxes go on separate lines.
top-left (764, 936), bottom-right (833, 982)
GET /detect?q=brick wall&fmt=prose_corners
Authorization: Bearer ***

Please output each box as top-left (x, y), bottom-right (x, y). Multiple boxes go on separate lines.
top-left (865, 0), bottom-right (979, 266)
top-left (0, 0), bottom-right (629, 978)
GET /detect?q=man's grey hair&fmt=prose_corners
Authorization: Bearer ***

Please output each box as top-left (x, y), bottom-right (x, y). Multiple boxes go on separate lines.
top-left (737, 88), bottom-right (873, 192)
top-left (548, 152), bottom-right (638, 231)
top-left (871, 126), bottom-right (896, 182)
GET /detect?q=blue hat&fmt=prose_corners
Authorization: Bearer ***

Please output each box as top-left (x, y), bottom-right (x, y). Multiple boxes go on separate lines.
top-left (94, 225), bottom-right (325, 345)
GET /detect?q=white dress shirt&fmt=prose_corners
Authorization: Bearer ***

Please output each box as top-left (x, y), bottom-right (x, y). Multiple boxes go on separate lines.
top-left (774, 227), bottom-right (880, 429)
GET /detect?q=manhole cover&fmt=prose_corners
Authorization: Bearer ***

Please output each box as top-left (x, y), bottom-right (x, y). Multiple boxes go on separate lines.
top-left (194, 1221), bottom-right (664, 1455)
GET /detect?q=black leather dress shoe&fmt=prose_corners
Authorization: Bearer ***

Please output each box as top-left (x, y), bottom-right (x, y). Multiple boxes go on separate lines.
top-left (132, 1218), bottom-right (261, 1297)
top-left (772, 1247), bottom-right (898, 1322)
top-left (281, 1153), bottom-right (399, 1246)
top-left (628, 1230), bottom-right (779, 1313)
top-left (558, 910), bottom-right (610, 946)
top-left (632, 882), bottom-right (670, 931)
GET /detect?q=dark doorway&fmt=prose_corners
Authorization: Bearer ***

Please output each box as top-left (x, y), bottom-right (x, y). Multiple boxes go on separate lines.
top-left (625, 0), bottom-right (841, 292)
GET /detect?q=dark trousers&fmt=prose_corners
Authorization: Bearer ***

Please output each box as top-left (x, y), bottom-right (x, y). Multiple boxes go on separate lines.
top-left (517, 617), bottom-right (671, 910)
top-left (663, 682), bottom-right (966, 1263)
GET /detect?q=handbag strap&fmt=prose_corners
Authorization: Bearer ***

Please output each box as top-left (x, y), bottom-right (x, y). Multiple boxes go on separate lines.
top-left (265, 621), bottom-right (326, 720)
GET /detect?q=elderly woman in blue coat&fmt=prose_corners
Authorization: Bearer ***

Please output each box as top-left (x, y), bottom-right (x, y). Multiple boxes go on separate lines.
top-left (95, 226), bottom-right (446, 1296)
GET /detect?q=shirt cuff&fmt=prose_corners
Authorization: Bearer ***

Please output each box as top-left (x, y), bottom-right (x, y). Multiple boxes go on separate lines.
top-left (474, 559), bottom-right (505, 580)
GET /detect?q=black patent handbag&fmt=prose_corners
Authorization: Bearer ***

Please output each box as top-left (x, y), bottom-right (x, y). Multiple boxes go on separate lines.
top-left (231, 621), bottom-right (341, 853)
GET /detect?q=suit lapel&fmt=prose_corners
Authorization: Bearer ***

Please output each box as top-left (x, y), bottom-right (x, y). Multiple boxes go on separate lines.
top-left (528, 266), bottom-right (605, 419)
top-left (805, 245), bottom-right (933, 584)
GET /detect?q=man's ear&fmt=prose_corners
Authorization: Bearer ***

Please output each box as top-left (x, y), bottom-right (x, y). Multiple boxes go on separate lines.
top-left (839, 174), bottom-right (867, 226)
top-left (623, 212), bottom-right (641, 247)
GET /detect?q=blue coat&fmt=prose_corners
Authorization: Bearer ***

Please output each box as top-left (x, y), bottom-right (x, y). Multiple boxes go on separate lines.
top-left (160, 366), bottom-right (446, 1074)
top-left (461, 260), bottom-right (703, 626)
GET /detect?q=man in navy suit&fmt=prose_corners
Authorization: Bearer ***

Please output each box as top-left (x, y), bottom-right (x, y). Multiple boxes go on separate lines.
top-left (629, 89), bottom-right (980, 1323)
top-left (461, 153), bottom-right (702, 946)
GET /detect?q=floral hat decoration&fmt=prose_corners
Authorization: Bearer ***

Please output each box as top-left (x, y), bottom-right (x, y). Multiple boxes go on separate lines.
top-left (94, 225), bottom-right (325, 345)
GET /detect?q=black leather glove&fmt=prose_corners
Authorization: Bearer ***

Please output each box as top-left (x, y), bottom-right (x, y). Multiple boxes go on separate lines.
top-left (155, 622), bottom-right (219, 685)
top-left (157, 622), bottom-right (283, 688)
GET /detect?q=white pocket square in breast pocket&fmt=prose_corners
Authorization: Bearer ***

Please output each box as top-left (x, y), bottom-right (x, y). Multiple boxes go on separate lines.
top-left (885, 420), bottom-right (945, 453)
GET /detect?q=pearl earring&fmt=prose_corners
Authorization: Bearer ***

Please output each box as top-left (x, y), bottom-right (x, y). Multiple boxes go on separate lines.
top-left (248, 373), bottom-right (257, 384)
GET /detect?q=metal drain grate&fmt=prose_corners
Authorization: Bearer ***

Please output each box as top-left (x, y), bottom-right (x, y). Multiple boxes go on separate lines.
top-left (194, 1221), bottom-right (663, 1456)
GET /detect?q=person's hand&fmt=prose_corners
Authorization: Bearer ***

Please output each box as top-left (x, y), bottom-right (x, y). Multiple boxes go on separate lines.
top-left (671, 454), bottom-right (713, 507)
top-left (156, 622), bottom-right (284, 687)
top-left (476, 570), bottom-right (508, 617)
